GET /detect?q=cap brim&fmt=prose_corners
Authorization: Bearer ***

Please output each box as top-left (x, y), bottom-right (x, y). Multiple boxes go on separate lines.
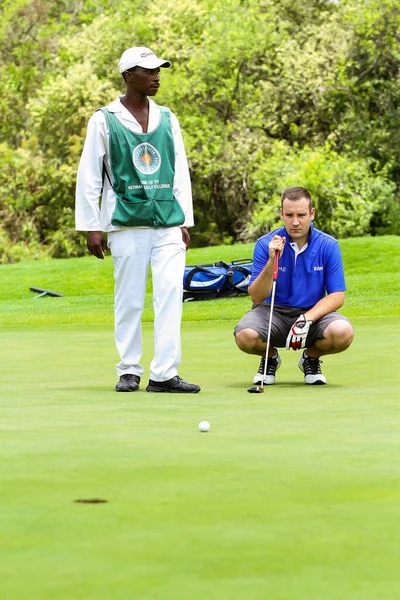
top-left (137, 58), bottom-right (171, 69)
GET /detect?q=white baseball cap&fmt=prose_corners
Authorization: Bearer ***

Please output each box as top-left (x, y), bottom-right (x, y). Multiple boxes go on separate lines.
top-left (118, 46), bottom-right (171, 73)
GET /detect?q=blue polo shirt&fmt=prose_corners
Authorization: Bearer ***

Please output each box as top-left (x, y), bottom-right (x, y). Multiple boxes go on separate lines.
top-left (250, 224), bottom-right (346, 309)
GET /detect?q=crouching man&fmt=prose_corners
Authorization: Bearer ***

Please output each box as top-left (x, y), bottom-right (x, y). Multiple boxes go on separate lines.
top-left (234, 186), bottom-right (354, 386)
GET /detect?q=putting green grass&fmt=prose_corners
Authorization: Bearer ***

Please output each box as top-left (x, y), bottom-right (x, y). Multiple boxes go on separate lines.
top-left (1, 318), bottom-right (400, 599)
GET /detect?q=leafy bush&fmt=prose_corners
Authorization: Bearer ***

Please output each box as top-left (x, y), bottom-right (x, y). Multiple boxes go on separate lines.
top-left (1, 0), bottom-right (400, 262)
top-left (242, 142), bottom-right (396, 240)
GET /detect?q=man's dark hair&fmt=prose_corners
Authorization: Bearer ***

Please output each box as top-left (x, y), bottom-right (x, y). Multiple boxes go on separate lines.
top-left (280, 186), bottom-right (313, 210)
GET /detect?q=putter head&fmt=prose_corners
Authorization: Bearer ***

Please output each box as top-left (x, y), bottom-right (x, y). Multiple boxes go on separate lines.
top-left (247, 386), bottom-right (264, 394)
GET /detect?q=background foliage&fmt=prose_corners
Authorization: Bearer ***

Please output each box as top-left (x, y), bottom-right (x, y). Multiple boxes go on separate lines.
top-left (0, 0), bottom-right (399, 262)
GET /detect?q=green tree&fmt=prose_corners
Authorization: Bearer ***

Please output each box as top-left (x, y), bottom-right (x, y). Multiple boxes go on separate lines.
top-left (0, 0), bottom-right (399, 262)
top-left (241, 141), bottom-right (396, 241)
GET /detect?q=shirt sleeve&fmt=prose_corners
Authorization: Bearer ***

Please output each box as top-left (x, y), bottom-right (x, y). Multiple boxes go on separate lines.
top-left (75, 111), bottom-right (108, 231)
top-left (324, 242), bottom-right (347, 293)
top-left (170, 112), bottom-right (194, 228)
top-left (249, 237), bottom-right (270, 286)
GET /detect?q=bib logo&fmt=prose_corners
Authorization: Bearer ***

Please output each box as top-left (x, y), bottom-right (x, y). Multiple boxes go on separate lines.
top-left (132, 143), bottom-right (161, 175)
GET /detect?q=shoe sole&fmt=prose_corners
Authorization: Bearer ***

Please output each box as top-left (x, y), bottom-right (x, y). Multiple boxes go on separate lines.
top-left (253, 377), bottom-right (276, 385)
top-left (146, 386), bottom-right (200, 393)
top-left (304, 379), bottom-right (326, 385)
top-left (115, 388), bottom-right (139, 392)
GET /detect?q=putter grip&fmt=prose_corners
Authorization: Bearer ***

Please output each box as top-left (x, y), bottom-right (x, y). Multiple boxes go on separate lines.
top-left (272, 251), bottom-right (279, 280)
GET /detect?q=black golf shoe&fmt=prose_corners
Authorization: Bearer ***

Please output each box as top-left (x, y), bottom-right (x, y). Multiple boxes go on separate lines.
top-left (253, 353), bottom-right (282, 385)
top-left (146, 376), bottom-right (201, 393)
top-left (298, 353), bottom-right (326, 385)
top-left (115, 374), bottom-right (140, 392)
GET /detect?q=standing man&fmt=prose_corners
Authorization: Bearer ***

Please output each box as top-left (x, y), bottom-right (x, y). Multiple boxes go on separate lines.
top-left (234, 186), bottom-right (354, 385)
top-left (76, 46), bottom-right (200, 394)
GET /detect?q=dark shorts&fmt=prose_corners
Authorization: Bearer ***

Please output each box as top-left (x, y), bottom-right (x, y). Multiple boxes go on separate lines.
top-left (233, 304), bottom-right (352, 347)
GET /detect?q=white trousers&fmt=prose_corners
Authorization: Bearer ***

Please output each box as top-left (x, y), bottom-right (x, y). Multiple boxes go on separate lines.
top-left (108, 227), bottom-right (186, 382)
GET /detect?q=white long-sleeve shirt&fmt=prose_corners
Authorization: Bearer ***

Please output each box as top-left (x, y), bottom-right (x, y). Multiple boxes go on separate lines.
top-left (75, 97), bottom-right (194, 231)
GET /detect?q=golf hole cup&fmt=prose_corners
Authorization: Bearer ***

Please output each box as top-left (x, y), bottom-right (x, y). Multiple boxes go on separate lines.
top-left (198, 420), bottom-right (210, 433)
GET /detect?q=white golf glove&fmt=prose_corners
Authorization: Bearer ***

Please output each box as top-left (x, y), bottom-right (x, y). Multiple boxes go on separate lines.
top-left (286, 314), bottom-right (312, 351)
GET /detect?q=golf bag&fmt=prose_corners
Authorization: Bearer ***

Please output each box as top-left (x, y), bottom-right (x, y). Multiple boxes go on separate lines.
top-left (183, 259), bottom-right (253, 302)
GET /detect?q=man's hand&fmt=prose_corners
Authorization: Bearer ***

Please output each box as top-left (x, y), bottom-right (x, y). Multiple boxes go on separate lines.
top-left (181, 227), bottom-right (190, 249)
top-left (87, 231), bottom-right (107, 259)
top-left (286, 314), bottom-right (313, 351)
top-left (269, 235), bottom-right (286, 259)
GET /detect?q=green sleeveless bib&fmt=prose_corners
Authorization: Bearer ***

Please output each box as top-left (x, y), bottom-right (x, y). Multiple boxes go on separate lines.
top-left (101, 106), bottom-right (185, 228)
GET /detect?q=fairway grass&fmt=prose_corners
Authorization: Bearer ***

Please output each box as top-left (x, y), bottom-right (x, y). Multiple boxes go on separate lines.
top-left (1, 318), bottom-right (400, 599)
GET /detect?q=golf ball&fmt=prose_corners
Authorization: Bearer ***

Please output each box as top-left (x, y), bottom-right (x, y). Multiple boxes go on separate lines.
top-left (198, 420), bottom-right (210, 433)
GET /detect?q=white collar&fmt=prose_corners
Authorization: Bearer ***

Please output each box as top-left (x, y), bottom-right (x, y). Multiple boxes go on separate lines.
top-left (290, 241), bottom-right (308, 258)
top-left (106, 97), bottom-right (160, 132)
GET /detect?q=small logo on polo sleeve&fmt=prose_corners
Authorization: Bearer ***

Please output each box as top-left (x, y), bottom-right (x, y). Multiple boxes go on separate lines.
top-left (314, 266), bottom-right (323, 271)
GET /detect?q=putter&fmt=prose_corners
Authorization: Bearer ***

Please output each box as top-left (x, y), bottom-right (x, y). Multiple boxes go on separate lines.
top-left (247, 250), bottom-right (279, 393)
